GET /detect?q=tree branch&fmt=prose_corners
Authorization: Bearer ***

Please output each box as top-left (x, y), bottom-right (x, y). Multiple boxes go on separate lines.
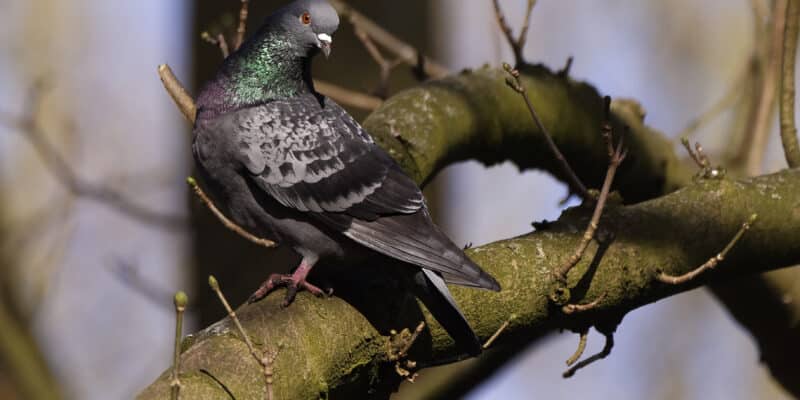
top-left (138, 66), bottom-right (800, 399)
top-left (780, 0), bottom-right (800, 167)
top-left (328, 0), bottom-right (450, 79)
top-left (139, 165), bottom-right (800, 399)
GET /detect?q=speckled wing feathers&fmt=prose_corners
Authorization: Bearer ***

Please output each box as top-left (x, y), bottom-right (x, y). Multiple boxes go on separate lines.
top-left (232, 94), bottom-right (423, 220)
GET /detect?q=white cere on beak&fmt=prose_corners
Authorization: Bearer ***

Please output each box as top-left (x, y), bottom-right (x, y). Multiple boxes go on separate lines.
top-left (317, 33), bottom-right (332, 44)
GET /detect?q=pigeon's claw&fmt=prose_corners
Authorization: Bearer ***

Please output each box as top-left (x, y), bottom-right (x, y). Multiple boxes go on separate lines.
top-left (281, 279), bottom-right (327, 307)
top-left (247, 259), bottom-right (329, 306)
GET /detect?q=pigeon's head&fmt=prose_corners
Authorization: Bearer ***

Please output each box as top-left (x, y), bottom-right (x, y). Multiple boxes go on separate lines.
top-left (273, 0), bottom-right (339, 59)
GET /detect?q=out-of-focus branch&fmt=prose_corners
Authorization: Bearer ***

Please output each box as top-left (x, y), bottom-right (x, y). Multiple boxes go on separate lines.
top-left (0, 101), bottom-right (188, 232)
top-left (234, 0), bottom-right (250, 51)
top-left (158, 64), bottom-right (381, 117)
top-left (674, 65), bottom-right (748, 142)
top-left (743, 0), bottom-right (787, 175)
top-left (0, 292), bottom-right (62, 400)
top-left (780, 0), bottom-right (800, 167)
top-left (328, 0), bottom-right (450, 79)
top-left (492, 0), bottom-right (537, 64)
top-left (312, 80), bottom-right (382, 111)
top-left (353, 26), bottom-right (402, 99)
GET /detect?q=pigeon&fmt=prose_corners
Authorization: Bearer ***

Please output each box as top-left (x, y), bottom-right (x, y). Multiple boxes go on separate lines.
top-left (192, 0), bottom-right (500, 355)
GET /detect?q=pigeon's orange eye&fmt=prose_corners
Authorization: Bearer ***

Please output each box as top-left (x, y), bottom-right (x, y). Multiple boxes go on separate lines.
top-left (300, 12), bottom-right (312, 25)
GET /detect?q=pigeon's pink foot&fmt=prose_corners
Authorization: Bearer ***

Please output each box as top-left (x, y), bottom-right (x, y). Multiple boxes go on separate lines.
top-left (247, 260), bottom-right (330, 307)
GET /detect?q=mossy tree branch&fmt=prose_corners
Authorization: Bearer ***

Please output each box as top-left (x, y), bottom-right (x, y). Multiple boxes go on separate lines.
top-left (139, 66), bottom-right (800, 399)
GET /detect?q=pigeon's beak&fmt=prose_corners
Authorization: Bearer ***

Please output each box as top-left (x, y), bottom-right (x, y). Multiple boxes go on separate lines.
top-left (317, 33), bottom-right (332, 59)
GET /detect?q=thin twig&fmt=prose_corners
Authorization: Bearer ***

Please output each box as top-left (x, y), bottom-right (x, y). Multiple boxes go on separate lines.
top-left (0, 105), bottom-right (188, 232)
top-left (744, 0), bottom-right (787, 175)
top-left (563, 332), bottom-right (614, 378)
top-left (482, 314), bottom-right (516, 350)
top-left (552, 106), bottom-right (627, 282)
top-left (263, 351), bottom-right (276, 400)
top-left (780, 0), bottom-right (800, 167)
top-left (658, 214), bottom-right (758, 284)
top-left (354, 26), bottom-right (403, 99)
top-left (562, 292), bottom-right (607, 315)
top-left (517, 0), bottom-right (537, 54)
top-left (158, 64), bottom-right (196, 123)
top-left (170, 292), bottom-right (188, 400)
top-left (187, 177), bottom-right (276, 248)
top-left (675, 67), bottom-right (748, 142)
top-left (209, 276), bottom-right (258, 352)
top-left (503, 63), bottom-right (590, 199)
top-left (312, 80), bottom-right (383, 111)
top-left (209, 276), bottom-right (277, 400)
top-left (492, 0), bottom-right (537, 64)
top-left (110, 260), bottom-right (178, 311)
top-left (681, 137), bottom-right (709, 170)
top-left (202, 31), bottom-right (230, 58)
top-left (234, 0), bottom-right (250, 51)
top-left (557, 56), bottom-right (574, 78)
top-left (329, 0), bottom-right (449, 79)
top-left (565, 329), bottom-right (588, 366)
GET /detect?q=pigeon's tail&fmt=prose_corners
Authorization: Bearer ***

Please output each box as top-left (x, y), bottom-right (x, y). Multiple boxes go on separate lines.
top-left (414, 268), bottom-right (483, 356)
top-left (340, 209), bottom-right (501, 292)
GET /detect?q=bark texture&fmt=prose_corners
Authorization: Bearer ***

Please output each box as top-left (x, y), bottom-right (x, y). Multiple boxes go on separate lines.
top-left (138, 65), bottom-right (800, 399)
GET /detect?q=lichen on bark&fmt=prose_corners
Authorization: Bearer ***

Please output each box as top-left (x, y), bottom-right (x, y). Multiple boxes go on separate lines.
top-left (138, 65), bottom-right (800, 400)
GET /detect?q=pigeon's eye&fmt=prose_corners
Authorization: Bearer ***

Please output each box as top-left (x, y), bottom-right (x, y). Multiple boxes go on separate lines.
top-left (300, 12), bottom-right (312, 25)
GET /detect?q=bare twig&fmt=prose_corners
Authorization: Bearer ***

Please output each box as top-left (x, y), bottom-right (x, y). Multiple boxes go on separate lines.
top-left (110, 260), bottom-right (178, 311)
top-left (209, 276), bottom-right (277, 400)
top-left (187, 177), bottom-right (276, 248)
top-left (658, 214), bottom-right (758, 284)
top-left (234, 0), bottom-right (250, 51)
top-left (0, 104), bottom-right (188, 232)
top-left (557, 56), bottom-right (574, 78)
top-left (482, 315), bottom-right (515, 350)
top-left (170, 292), bottom-right (188, 400)
top-left (680, 137), bottom-right (725, 179)
top-left (675, 66), bottom-right (748, 142)
top-left (202, 31), bottom-right (231, 59)
top-left (492, 0), bottom-right (537, 64)
top-left (329, 0), bottom-right (449, 79)
top-left (263, 350), bottom-right (277, 400)
top-left (503, 63), bottom-right (590, 199)
top-left (354, 27), bottom-right (403, 99)
top-left (562, 292), bottom-right (607, 315)
top-left (744, 0), bottom-right (787, 175)
top-left (565, 328), bottom-right (588, 366)
top-left (552, 103), bottom-right (627, 282)
top-left (681, 137), bottom-right (710, 170)
top-left (563, 332), bottom-right (614, 378)
top-left (158, 64), bottom-right (196, 123)
top-left (312, 80), bottom-right (383, 111)
top-left (780, 0), bottom-right (800, 167)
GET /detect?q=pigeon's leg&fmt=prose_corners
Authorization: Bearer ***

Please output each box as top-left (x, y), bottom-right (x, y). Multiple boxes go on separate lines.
top-left (248, 258), bottom-right (327, 307)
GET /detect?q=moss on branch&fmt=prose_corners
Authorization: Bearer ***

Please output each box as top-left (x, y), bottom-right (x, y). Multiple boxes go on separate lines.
top-left (138, 66), bottom-right (799, 399)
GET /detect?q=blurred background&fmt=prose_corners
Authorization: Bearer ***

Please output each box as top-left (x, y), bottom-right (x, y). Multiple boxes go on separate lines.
top-left (0, 0), bottom-right (795, 399)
